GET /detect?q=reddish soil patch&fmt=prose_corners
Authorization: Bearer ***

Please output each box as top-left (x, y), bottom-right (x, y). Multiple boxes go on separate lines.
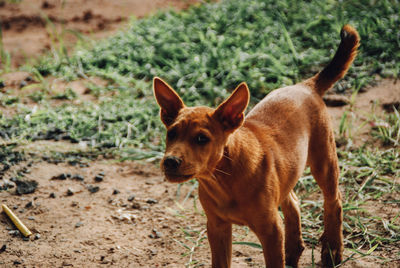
top-left (0, 0), bottom-right (199, 68)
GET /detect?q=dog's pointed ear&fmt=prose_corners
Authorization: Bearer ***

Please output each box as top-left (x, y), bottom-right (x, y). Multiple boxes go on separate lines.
top-left (213, 82), bottom-right (250, 130)
top-left (153, 77), bottom-right (185, 126)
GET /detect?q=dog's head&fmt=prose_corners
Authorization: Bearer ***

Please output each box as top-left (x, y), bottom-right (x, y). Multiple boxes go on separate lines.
top-left (153, 77), bottom-right (249, 183)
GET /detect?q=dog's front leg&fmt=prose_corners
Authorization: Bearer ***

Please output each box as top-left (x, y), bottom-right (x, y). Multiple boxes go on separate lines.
top-left (251, 210), bottom-right (285, 268)
top-left (206, 215), bottom-right (232, 268)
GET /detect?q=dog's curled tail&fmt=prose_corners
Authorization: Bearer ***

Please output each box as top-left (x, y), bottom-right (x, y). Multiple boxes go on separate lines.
top-left (311, 25), bottom-right (360, 96)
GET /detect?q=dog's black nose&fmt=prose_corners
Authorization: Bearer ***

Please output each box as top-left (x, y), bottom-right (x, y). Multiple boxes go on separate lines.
top-left (163, 156), bottom-right (182, 170)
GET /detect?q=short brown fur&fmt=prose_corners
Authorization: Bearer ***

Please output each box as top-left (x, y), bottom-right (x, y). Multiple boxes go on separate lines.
top-left (153, 25), bottom-right (359, 268)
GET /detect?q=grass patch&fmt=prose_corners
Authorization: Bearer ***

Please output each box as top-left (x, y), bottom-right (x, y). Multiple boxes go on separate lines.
top-left (1, 0), bottom-right (398, 156)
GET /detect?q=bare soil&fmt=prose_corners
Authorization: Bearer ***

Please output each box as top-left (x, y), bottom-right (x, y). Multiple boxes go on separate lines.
top-left (0, 81), bottom-right (399, 267)
top-left (0, 0), bottom-right (199, 68)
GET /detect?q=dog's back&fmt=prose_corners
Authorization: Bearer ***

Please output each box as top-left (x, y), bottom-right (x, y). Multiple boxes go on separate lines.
top-left (244, 24), bottom-right (360, 200)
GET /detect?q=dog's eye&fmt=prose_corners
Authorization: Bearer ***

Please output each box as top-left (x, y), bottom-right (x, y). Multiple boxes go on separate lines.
top-left (167, 129), bottom-right (177, 140)
top-left (196, 134), bottom-right (210, 145)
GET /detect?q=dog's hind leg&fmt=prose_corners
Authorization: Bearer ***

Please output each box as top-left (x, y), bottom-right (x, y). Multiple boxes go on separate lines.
top-left (308, 123), bottom-right (343, 267)
top-left (281, 190), bottom-right (305, 268)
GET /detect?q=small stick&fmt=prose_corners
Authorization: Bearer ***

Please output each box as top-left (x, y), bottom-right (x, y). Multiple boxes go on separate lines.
top-left (1, 204), bottom-right (32, 237)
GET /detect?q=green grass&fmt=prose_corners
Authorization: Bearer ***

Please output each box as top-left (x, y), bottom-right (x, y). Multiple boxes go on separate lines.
top-left (1, 0), bottom-right (399, 156)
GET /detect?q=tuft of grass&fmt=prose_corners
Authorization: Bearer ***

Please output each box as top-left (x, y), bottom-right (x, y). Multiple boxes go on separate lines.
top-left (0, 22), bottom-right (12, 74)
top-left (371, 108), bottom-right (400, 147)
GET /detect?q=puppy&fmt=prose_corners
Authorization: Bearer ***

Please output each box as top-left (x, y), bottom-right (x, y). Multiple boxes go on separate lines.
top-left (153, 25), bottom-right (359, 268)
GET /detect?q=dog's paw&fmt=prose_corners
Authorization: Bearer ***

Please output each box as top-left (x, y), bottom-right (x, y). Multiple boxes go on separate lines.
top-left (320, 234), bottom-right (343, 267)
top-left (285, 241), bottom-right (305, 268)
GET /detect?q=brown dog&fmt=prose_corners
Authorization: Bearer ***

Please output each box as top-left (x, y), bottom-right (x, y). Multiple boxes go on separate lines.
top-left (153, 25), bottom-right (359, 268)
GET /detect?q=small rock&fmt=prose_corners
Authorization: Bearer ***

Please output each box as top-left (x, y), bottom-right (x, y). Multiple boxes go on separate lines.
top-left (382, 101), bottom-right (400, 112)
top-left (94, 174), bottom-right (104, 182)
top-left (323, 94), bottom-right (350, 107)
top-left (0, 244), bottom-right (6, 253)
top-left (245, 257), bottom-right (253, 262)
top-left (28, 216), bottom-right (35, 221)
top-left (75, 222), bottom-right (83, 228)
top-left (87, 185), bottom-right (99, 193)
top-left (112, 189), bottom-right (120, 195)
top-left (0, 81), bottom-right (5, 88)
top-left (146, 199), bottom-right (158, 204)
top-left (8, 230), bottom-right (20, 237)
top-left (127, 194), bottom-right (135, 201)
top-left (34, 233), bottom-right (41, 240)
top-left (15, 180), bottom-right (38, 195)
top-left (71, 201), bottom-right (79, 207)
top-left (49, 192), bottom-right (56, 198)
top-left (51, 173), bottom-right (67, 180)
top-left (131, 203), bottom-right (140, 209)
top-left (66, 188), bottom-right (74, 196)
top-left (13, 260), bottom-right (22, 265)
top-left (25, 201), bottom-right (33, 208)
top-left (22, 237), bottom-right (29, 241)
top-left (150, 249), bottom-right (158, 256)
top-left (149, 229), bottom-right (162, 239)
top-left (19, 80), bottom-right (27, 88)
top-left (13, 205), bottom-right (18, 210)
top-left (72, 174), bottom-right (84, 181)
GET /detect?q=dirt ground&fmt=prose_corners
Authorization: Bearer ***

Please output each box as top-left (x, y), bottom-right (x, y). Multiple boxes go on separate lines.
top-left (1, 1), bottom-right (400, 267)
top-left (0, 0), bottom-right (199, 68)
top-left (0, 80), bottom-right (398, 267)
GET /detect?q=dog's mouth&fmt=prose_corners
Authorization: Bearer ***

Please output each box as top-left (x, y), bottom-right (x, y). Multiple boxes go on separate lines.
top-left (164, 172), bottom-right (195, 183)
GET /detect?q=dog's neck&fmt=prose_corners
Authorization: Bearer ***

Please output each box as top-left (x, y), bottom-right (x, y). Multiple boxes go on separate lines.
top-left (197, 121), bottom-right (266, 206)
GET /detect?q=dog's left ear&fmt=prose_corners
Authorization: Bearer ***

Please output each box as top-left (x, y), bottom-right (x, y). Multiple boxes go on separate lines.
top-left (213, 82), bottom-right (250, 130)
top-left (153, 77), bottom-right (185, 126)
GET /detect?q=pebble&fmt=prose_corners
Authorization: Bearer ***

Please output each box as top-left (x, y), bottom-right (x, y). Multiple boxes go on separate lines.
top-left (34, 234), bottom-right (41, 240)
top-left (22, 237), bottom-right (29, 241)
top-left (67, 188), bottom-right (74, 196)
top-left (75, 222), bottom-right (83, 228)
top-left (0, 81), bottom-right (5, 88)
top-left (72, 174), bottom-right (84, 181)
top-left (146, 198), bottom-right (158, 204)
top-left (112, 189), bottom-right (120, 195)
top-left (127, 195), bottom-right (135, 201)
top-left (13, 260), bottom-right (22, 265)
top-left (87, 185), bottom-right (99, 193)
top-left (0, 244), bottom-right (6, 253)
top-left (25, 201), bottom-right (33, 208)
top-left (28, 216), bottom-right (35, 221)
top-left (9, 230), bottom-right (20, 236)
top-left (19, 80), bottom-right (27, 88)
top-left (15, 180), bottom-right (38, 195)
top-left (131, 203), bottom-right (140, 209)
top-left (148, 229), bottom-right (162, 239)
top-left (49, 192), bottom-right (56, 198)
top-left (245, 257), bottom-right (253, 262)
top-left (94, 174), bottom-right (104, 182)
top-left (51, 173), bottom-right (67, 180)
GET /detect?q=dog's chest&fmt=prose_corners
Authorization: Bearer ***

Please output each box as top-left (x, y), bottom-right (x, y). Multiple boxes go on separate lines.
top-left (213, 199), bottom-right (248, 226)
